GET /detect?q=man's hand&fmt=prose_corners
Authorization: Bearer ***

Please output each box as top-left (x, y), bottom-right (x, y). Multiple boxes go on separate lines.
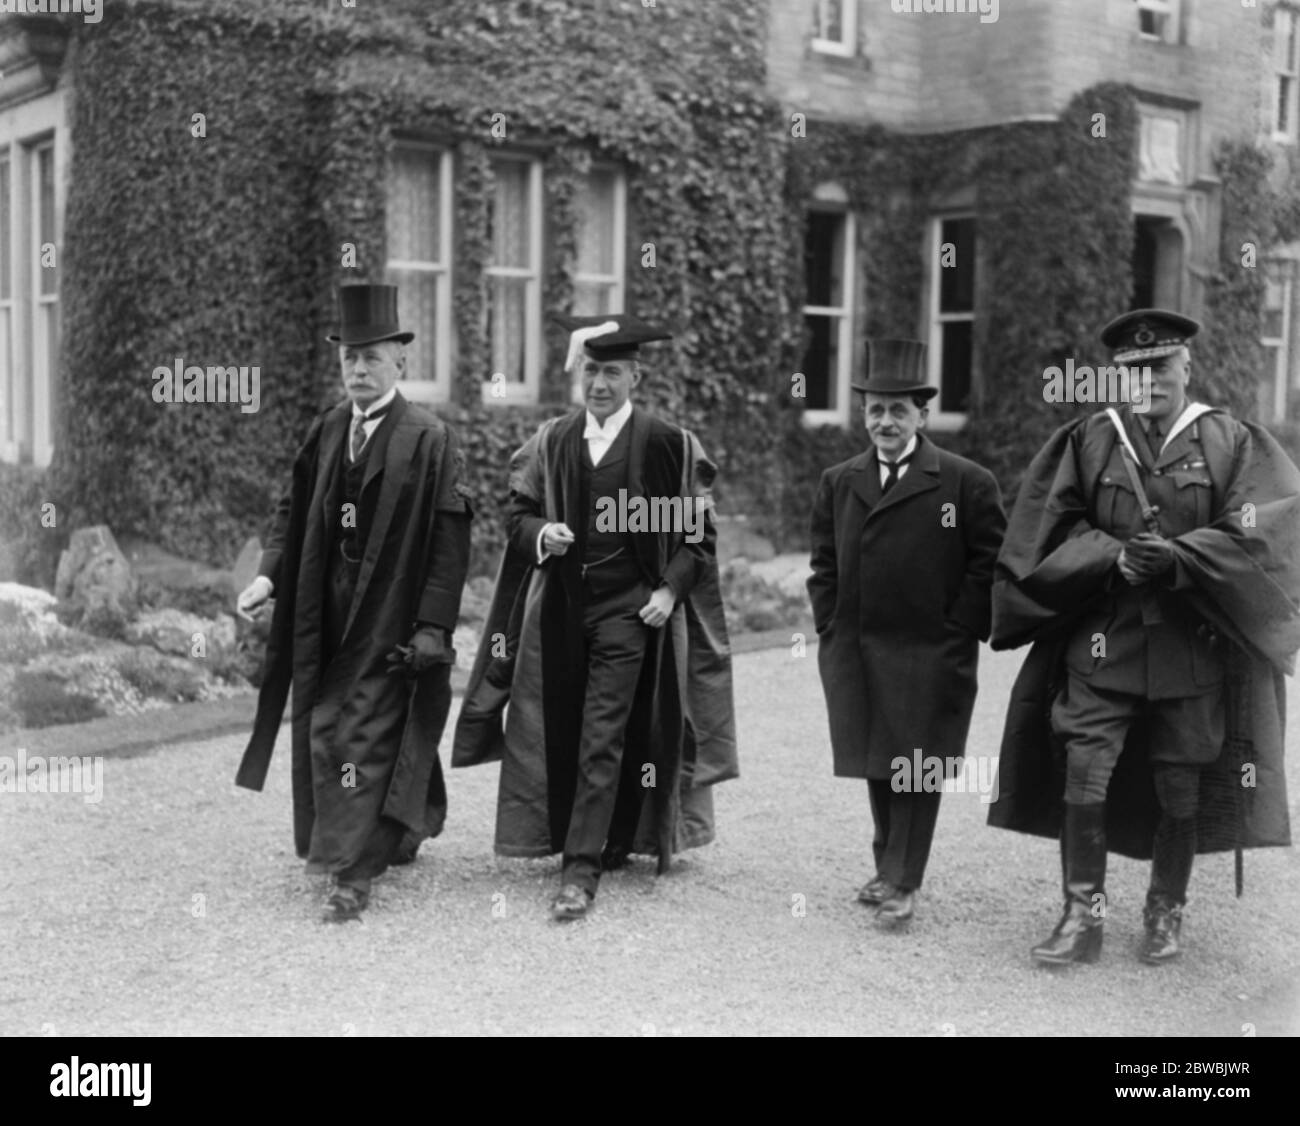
top-left (236, 576), bottom-right (274, 621)
top-left (1125, 532), bottom-right (1175, 580)
top-left (387, 626), bottom-right (452, 676)
top-left (639, 585), bottom-right (675, 629)
top-left (1116, 549), bottom-right (1145, 586)
top-left (542, 523), bottom-right (575, 556)
top-left (407, 626), bottom-right (451, 672)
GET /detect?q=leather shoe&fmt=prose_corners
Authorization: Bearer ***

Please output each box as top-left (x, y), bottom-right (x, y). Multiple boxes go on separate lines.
top-left (601, 844), bottom-right (630, 872)
top-left (321, 884), bottom-right (368, 924)
top-left (550, 884), bottom-right (594, 921)
top-left (857, 876), bottom-right (893, 905)
top-left (877, 888), bottom-right (914, 923)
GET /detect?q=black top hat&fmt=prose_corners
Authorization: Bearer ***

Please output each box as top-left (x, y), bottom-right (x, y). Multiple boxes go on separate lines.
top-left (326, 284), bottom-right (414, 346)
top-left (1100, 308), bottom-right (1199, 364)
top-left (851, 338), bottom-right (937, 399)
top-left (553, 313), bottom-right (672, 367)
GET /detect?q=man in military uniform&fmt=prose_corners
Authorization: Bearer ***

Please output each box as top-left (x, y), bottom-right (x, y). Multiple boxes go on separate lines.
top-left (988, 309), bottom-right (1300, 966)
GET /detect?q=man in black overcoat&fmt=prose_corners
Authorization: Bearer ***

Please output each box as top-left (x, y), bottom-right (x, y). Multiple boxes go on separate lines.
top-left (808, 339), bottom-right (1006, 923)
top-left (235, 284), bottom-right (472, 923)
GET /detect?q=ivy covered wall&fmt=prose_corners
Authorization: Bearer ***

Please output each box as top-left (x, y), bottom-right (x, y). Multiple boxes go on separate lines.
top-left (20, 0), bottom-right (1294, 590)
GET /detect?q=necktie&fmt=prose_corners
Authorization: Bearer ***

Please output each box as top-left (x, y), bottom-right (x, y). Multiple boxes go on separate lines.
top-left (882, 453), bottom-right (912, 494)
top-left (351, 402), bottom-right (391, 461)
top-left (1145, 421), bottom-right (1162, 461)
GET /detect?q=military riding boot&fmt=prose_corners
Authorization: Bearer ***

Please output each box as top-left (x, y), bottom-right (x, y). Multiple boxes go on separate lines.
top-left (1140, 815), bottom-right (1196, 965)
top-left (1031, 802), bottom-right (1107, 966)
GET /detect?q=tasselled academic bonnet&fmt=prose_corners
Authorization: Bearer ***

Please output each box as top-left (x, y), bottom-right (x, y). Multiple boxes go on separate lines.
top-left (554, 313), bottom-right (672, 371)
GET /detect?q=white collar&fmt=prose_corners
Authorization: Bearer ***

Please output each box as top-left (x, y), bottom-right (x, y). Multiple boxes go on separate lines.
top-left (1158, 401), bottom-right (1213, 449)
top-left (352, 387), bottom-right (398, 421)
top-left (584, 399), bottom-right (633, 438)
top-left (878, 434), bottom-right (919, 466)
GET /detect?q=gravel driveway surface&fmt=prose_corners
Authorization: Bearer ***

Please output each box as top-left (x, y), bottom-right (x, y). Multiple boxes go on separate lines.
top-left (3, 642), bottom-right (1296, 1036)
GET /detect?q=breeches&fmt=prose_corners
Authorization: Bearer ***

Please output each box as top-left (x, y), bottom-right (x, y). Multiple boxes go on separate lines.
top-left (1051, 676), bottom-right (1223, 814)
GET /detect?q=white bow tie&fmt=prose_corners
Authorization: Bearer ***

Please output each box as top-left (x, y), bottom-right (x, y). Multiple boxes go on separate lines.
top-left (584, 423), bottom-right (611, 440)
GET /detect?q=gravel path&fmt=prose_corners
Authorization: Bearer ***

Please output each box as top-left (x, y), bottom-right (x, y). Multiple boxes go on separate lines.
top-left (2, 642), bottom-right (1297, 1036)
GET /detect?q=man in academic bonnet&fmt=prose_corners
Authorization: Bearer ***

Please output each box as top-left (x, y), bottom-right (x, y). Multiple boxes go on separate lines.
top-left (807, 339), bottom-right (1007, 924)
top-left (452, 314), bottom-right (737, 921)
top-left (235, 283), bottom-right (473, 922)
top-left (988, 308), bottom-right (1300, 966)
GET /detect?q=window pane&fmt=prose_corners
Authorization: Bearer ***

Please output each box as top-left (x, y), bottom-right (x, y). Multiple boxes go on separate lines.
top-left (575, 170), bottom-right (616, 276)
top-left (488, 276), bottom-right (528, 381)
top-left (389, 269), bottom-right (439, 382)
top-left (1278, 76), bottom-right (1292, 135)
top-left (801, 313), bottom-right (838, 411)
top-left (1279, 11), bottom-right (1297, 69)
top-left (805, 211), bottom-right (844, 308)
top-left (38, 147), bottom-right (56, 296)
top-left (1259, 344), bottom-right (1282, 420)
top-left (388, 147), bottom-right (441, 264)
top-left (573, 279), bottom-right (615, 317)
top-left (0, 156), bottom-right (9, 300)
top-left (939, 217), bottom-right (975, 313)
top-left (813, 0), bottom-right (842, 40)
top-left (489, 162), bottom-right (530, 269)
top-left (940, 320), bottom-right (972, 412)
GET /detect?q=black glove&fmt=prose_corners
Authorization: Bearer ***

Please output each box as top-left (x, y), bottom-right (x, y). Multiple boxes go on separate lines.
top-left (386, 626), bottom-right (452, 677)
top-left (1125, 532), bottom-right (1175, 579)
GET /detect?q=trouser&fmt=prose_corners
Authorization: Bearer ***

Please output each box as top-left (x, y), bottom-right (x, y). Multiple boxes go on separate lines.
top-left (866, 779), bottom-right (943, 892)
top-left (1052, 676), bottom-right (1221, 905)
top-left (561, 566), bottom-right (652, 895)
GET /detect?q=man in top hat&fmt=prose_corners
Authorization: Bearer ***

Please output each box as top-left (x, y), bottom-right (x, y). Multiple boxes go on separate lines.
top-left (234, 283), bottom-right (473, 922)
top-left (807, 339), bottom-right (1006, 923)
top-left (452, 314), bottom-right (737, 920)
top-left (989, 309), bottom-right (1300, 966)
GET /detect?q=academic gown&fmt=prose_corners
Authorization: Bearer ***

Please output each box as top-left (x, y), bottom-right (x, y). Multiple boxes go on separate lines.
top-left (451, 407), bottom-right (738, 868)
top-left (235, 392), bottom-right (472, 872)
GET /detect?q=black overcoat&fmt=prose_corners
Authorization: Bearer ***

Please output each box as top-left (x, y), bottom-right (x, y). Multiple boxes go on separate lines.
top-left (807, 432), bottom-right (1006, 779)
top-left (235, 392), bottom-right (472, 874)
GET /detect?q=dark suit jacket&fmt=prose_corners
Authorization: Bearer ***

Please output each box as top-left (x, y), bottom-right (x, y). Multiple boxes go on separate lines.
top-left (506, 405), bottom-right (713, 602)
